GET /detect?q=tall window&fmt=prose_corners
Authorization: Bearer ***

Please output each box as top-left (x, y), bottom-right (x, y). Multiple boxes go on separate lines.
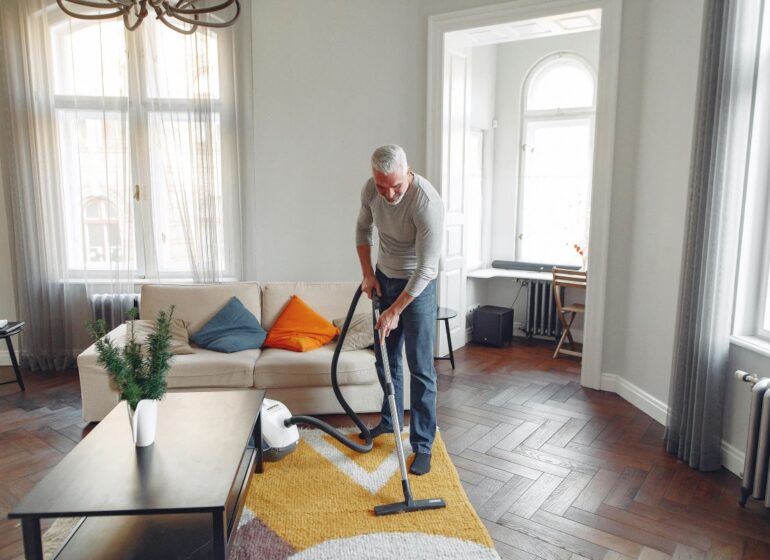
top-left (48, 14), bottom-right (236, 278)
top-left (734, 3), bottom-right (770, 344)
top-left (516, 53), bottom-right (595, 266)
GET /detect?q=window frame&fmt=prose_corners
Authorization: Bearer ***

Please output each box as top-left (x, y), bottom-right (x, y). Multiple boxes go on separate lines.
top-left (47, 11), bottom-right (238, 280)
top-left (514, 52), bottom-right (596, 266)
top-left (731, 4), bottom-right (770, 347)
top-left (757, 218), bottom-right (770, 339)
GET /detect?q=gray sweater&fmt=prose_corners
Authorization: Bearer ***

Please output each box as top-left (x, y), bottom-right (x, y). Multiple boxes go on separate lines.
top-left (356, 173), bottom-right (444, 297)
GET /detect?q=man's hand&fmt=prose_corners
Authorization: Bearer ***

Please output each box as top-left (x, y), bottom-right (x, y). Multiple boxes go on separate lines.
top-left (361, 274), bottom-right (381, 300)
top-left (376, 306), bottom-right (400, 338)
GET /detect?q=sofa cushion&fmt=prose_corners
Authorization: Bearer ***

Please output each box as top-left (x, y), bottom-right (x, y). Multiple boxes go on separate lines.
top-left (191, 297), bottom-right (267, 353)
top-left (80, 323), bottom-right (258, 389)
top-left (166, 347), bottom-right (260, 389)
top-left (333, 313), bottom-right (374, 351)
top-left (129, 319), bottom-right (193, 355)
top-left (261, 282), bottom-right (369, 330)
top-left (141, 282), bottom-right (261, 334)
top-left (264, 296), bottom-right (339, 352)
top-left (253, 344), bottom-right (377, 389)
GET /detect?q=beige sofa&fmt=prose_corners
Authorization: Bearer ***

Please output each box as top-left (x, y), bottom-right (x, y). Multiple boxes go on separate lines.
top-left (78, 281), bottom-right (410, 422)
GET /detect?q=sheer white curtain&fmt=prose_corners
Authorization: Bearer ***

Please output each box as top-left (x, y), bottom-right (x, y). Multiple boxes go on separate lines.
top-left (0, 0), bottom-right (240, 370)
top-left (136, 22), bottom-right (239, 283)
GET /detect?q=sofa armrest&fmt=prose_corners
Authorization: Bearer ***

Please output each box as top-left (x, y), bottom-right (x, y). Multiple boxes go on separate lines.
top-left (78, 324), bottom-right (127, 422)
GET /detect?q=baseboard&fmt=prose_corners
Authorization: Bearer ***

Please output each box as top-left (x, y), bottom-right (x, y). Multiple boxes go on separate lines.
top-left (721, 440), bottom-right (746, 478)
top-left (600, 372), bottom-right (744, 476)
top-left (601, 373), bottom-right (668, 425)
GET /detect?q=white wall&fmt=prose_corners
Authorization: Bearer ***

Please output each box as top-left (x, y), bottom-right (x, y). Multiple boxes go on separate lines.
top-left (602, 0), bottom-right (704, 407)
top-left (245, 0), bottom-right (508, 284)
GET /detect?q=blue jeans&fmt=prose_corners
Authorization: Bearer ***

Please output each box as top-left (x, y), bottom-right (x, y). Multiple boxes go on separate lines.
top-left (373, 268), bottom-right (437, 454)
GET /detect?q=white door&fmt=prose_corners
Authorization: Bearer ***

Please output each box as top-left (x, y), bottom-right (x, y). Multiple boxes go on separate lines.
top-left (437, 47), bottom-right (470, 358)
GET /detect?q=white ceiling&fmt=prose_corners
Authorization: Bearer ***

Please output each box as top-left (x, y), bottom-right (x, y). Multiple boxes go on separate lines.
top-left (448, 9), bottom-right (601, 47)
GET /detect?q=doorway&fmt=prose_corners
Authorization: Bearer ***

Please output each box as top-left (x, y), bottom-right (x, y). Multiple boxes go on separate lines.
top-left (427, 1), bottom-right (622, 389)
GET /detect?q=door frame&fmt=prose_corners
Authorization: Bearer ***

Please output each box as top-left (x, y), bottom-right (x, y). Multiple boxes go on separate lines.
top-left (426, 0), bottom-right (623, 390)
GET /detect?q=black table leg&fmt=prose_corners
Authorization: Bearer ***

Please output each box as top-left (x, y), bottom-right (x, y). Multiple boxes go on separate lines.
top-left (443, 318), bottom-right (455, 369)
top-left (21, 517), bottom-right (42, 560)
top-left (212, 509), bottom-right (226, 560)
top-left (254, 412), bottom-right (263, 474)
top-left (6, 336), bottom-right (25, 391)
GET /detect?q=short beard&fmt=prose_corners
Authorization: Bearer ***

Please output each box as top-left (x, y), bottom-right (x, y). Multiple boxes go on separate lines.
top-left (384, 192), bottom-right (406, 206)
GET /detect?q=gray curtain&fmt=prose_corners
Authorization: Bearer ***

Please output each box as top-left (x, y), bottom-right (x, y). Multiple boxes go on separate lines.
top-left (665, 0), bottom-right (763, 470)
top-left (0, 0), bottom-right (77, 371)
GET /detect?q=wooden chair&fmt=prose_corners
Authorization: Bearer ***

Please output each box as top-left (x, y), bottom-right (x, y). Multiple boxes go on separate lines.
top-left (552, 267), bottom-right (587, 359)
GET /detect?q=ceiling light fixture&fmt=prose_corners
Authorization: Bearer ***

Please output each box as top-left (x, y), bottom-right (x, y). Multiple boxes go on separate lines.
top-left (55, 0), bottom-right (241, 34)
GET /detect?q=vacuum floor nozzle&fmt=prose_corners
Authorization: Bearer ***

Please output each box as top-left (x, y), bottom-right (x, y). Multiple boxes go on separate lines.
top-left (374, 497), bottom-right (447, 516)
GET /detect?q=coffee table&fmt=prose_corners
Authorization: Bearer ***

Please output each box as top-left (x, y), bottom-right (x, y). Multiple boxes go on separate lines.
top-left (9, 390), bottom-right (265, 559)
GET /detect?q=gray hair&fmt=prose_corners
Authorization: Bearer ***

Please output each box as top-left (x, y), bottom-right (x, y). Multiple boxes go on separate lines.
top-left (371, 144), bottom-right (408, 175)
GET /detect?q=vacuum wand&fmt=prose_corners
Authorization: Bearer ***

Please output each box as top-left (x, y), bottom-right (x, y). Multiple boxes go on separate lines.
top-left (372, 295), bottom-right (446, 516)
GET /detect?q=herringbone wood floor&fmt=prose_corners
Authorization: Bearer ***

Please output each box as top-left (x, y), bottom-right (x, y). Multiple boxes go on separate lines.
top-left (1, 341), bottom-right (769, 559)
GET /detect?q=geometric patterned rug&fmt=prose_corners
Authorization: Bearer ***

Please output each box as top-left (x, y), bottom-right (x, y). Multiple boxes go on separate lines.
top-left (230, 428), bottom-right (501, 559)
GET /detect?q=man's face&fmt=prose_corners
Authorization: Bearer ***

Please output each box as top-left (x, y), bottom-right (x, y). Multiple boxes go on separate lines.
top-left (373, 168), bottom-right (409, 206)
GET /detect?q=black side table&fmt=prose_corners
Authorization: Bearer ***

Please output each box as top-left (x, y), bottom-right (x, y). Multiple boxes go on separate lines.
top-left (435, 308), bottom-right (457, 369)
top-left (0, 321), bottom-right (25, 391)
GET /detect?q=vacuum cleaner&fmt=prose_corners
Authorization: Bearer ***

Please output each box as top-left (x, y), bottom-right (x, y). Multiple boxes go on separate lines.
top-left (259, 285), bottom-right (446, 516)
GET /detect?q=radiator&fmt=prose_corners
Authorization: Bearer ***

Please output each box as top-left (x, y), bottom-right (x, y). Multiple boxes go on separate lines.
top-left (737, 370), bottom-right (770, 509)
top-left (525, 280), bottom-right (562, 339)
top-left (89, 293), bottom-right (140, 331)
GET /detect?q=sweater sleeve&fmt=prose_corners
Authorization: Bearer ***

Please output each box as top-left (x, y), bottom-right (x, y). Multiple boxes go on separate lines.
top-left (405, 196), bottom-right (444, 297)
top-left (355, 181), bottom-right (374, 246)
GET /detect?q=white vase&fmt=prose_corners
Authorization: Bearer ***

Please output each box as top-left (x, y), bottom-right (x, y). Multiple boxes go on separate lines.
top-left (127, 399), bottom-right (158, 447)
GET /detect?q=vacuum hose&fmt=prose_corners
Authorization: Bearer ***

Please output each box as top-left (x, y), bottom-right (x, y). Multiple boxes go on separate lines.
top-left (283, 285), bottom-right (375, 453)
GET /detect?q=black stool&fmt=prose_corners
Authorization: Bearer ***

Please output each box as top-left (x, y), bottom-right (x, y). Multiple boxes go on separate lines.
top-left (0, 321), bottom-right (25, 391)
top-left (435, 307), bottom-right (457, 369)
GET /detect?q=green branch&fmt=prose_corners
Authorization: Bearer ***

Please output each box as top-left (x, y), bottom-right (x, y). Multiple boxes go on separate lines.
top-left (86, 305), bottom-right (176, 411)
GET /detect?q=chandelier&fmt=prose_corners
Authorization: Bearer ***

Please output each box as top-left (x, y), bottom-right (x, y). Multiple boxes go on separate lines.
top-left (55, 0), bottom-right (241, 34)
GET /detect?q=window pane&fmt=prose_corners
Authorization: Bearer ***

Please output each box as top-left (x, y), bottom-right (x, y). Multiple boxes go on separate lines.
top-left (527, 58), bottom-right (594, 111)
top-left (87, 224), bottom-right (106, 263)
top-left (57, 110), bottom-right (135, 271)
top-left (50, 19), bottom-right (127, 97)
top-left (148, 112), bottom-right (224, 273)
top-left (84, 199), bottom-right (106, 219)
top-left (519, 118), bottom-right (592, 265)
top-left (144, 26), bottom-right (220, 99)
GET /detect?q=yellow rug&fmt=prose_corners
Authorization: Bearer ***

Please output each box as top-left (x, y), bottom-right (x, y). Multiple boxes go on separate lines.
top-left (231, 428), bottom-right (500, 559)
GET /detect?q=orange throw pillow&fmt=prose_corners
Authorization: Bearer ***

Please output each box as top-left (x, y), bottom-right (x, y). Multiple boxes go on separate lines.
top-left (264, 295), bottom-right (340, 352)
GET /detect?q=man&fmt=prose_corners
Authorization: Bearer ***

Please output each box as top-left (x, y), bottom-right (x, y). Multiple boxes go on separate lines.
top-left (356, 144), bottom-right (444, 475)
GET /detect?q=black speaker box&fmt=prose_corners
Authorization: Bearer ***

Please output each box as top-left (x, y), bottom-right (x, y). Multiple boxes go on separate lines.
top-left (473, 305), bottom-right (513, 347)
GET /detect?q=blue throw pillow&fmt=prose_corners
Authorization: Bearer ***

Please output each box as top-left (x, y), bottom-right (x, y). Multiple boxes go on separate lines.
top-left (191, 297), bottom-right (266, 353)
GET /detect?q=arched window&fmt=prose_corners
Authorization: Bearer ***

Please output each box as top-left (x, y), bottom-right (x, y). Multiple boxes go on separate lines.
top-left (517, 53), bottom-right (596, 266)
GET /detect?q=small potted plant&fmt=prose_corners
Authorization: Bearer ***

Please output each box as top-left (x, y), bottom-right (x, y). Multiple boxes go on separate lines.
top-left (86, 306), bottom-right (176, 447)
